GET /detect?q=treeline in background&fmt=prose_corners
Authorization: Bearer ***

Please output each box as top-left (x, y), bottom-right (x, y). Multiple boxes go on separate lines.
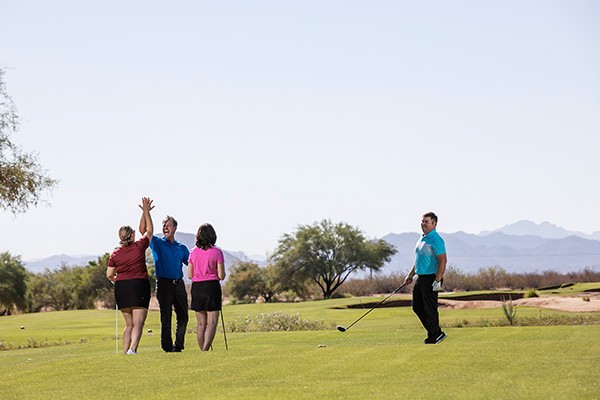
top-left (2, 251), bottom-right (599, 315)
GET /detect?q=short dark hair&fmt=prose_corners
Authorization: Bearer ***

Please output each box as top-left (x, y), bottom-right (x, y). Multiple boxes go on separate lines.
top-left (163, 215), bottom-right (178, 228)
top-left (423, 212), bottom-right (438, 224)
top-left (196, 223), bottom-right (217, 250)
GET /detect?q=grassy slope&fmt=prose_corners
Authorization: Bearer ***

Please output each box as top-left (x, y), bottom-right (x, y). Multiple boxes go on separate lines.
top-left (1, 297), bottom-right (599, 400)
top-left (439, 283), bottom-right (600, 299)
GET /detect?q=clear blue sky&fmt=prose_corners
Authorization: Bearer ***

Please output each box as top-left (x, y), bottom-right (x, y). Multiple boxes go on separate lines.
top-left (1, 1), bottom-right (599, 260)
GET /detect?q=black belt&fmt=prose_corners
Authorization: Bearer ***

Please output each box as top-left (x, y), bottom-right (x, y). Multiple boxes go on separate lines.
top-left (158, 277), bottom-right (183, 285)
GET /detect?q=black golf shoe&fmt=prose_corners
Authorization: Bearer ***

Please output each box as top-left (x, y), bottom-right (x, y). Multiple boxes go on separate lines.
top-left (424, 331), bottom-right (446, 344)
top-left (434, 331), bottom-right (446, 344)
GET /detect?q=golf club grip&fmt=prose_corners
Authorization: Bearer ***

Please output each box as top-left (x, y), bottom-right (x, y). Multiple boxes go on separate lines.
top-left (345, 283), bottom-right (406, 330)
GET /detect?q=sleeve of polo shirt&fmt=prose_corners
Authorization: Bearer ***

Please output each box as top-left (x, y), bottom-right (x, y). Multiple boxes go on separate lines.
top-left (137, 236), bottom-right (150, 250)
top-left (181, 245), bottom-right (190, 266)
top-left (149, 236), bottom-right (163, 263)
top-left (432, 237), bottom-right (446, 256)
top-left (108, 253), bottom-right (116, 268)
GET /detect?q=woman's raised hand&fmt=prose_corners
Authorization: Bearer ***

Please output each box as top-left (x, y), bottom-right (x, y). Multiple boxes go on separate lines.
top-left (139, 197), bottom-right (154, 212)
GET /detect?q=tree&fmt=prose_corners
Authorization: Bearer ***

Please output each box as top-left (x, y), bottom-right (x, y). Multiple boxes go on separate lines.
top-left (0, 68), bottom-right (57, 214)
top-left (26, 255), bottom-right (116, 312)
top-left (269, 261), bottom-right (314, 300)
top-left (74, 254), bottom-right (115, 309)
top-left (226, 262), bottom-right (270, 303)
top-left (145, 248), bottom-right (156, 294)
top-left (26, 272), bottom-right (54, 312)
top-left (260, 264), bottom-right (280, 302)
top-left (0, 252), bottom-right (29, 314)
top-left (44, 266), bottom-right (78, 310)
top-left (271, 220), bottom-right (397, 299)
top-left (26, 265), bottom-right (81, 311)
top-left (477, 266), bottom-right (509, 290)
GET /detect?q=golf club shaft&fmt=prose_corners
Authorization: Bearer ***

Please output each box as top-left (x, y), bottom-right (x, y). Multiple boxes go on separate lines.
top-left (220, 309), bottom-right (228, 351)
top-left (115, 303), bottom-right (118, 355)
top-left (344, 283), bottom-right (406, 331)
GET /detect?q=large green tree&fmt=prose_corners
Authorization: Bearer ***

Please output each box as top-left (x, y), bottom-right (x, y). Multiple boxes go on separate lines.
top-left (73, 254), bottom-right (115, 309)
top-left (27, 265), bottom-right (79, 311)
top-left (271, 220), bottom-right (397, 299)
top-left (0, 252), bottom-right (29, 314)
top-left (226, 262), bottom-right (270, 303)
top-left (27, 255), bottom-right (116, 312)
top-left (0, 68), bottom-right (57, 214)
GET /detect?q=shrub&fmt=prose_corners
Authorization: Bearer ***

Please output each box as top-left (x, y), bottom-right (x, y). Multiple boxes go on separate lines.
top-left (0, 337), bottom-right (84, 350)
top-left (226, 312), bottom-right (336, 332)
top-left (329, 291), bottom-right (350, 299)
top-left (524, 288), bottom-right (539, 298)
top-left (518, 313), bottom-right (600, 326)
top-left (445, 313), bottom-right (600, 328)
top-left (339, 273), bottom-right (407, 296)
top-left (448, 319), bottom-right (471, 328)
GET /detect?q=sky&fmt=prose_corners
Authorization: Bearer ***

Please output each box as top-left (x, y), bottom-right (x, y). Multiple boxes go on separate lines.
top-left (1, 0), bottom-right (599, 261)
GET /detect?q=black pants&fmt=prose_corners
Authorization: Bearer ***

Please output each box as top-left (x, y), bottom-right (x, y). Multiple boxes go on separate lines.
top-left (156, 278), bottom-right (189, 352)
top-left (412, 274), bottom-right (442, 340)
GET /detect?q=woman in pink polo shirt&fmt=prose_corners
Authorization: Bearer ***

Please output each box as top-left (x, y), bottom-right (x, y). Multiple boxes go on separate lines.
top-left (187, 223), bottom-right (226, 351)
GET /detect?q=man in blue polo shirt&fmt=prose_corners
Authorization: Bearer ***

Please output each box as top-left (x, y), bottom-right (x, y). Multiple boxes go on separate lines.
top-left (140, 214), bottom-right (189, 352)
top-left (404, 212), bottom-right (447, 344)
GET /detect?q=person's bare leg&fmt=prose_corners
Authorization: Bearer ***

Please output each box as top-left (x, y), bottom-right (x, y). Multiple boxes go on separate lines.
top-left (196, 311), bottom-right (207, 350)
top-left (129, 307), bottom-right (148, 352)
top-left (202, 311), bottom-right (220, 351)
top-left (121, 308), bottom-right (133, 354)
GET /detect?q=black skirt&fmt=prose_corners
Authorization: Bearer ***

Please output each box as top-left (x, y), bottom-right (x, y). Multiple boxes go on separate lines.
top-left (115, 278), bottom-right (151, 309)
top-left (191, 280), bottom-right (222, 311)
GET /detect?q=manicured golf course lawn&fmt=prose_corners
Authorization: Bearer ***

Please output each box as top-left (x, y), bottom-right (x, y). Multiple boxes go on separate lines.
top-left (1, 296), bottom-right (599, 399)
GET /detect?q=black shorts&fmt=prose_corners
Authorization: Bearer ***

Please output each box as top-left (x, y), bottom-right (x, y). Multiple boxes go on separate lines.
top-left (115, 278), bottom-right (151, 309)
top-left (191, 280), bottom-right (222, 312)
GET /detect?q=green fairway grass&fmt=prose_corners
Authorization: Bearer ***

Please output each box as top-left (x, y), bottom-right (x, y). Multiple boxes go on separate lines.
top-left (1, 297), bottom-right (599, 399)
top-left (539, 282), bottom-right (600, 295)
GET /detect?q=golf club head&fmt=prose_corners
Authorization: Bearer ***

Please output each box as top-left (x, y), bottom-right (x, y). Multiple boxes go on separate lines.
top-left (337, 325), bottom-right (347, 332)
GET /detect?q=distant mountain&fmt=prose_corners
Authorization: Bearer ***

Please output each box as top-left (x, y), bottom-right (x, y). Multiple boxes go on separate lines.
top-left (24, 254), bottom-right (99, 274)
top-left (482, 220), bottom-right (600, 241)
top-left (23, 232), bottom-right (259, 278)
top-left (22, 222), bottom-right (600, 276)
top-left (227, 250), bottom-right (268, 266)
top-left (380, 230), bottom-right (600, 274)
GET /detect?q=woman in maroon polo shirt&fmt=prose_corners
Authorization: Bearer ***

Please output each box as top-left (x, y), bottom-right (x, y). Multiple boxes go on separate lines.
top-left (106, 197), bottom-right (154, 355)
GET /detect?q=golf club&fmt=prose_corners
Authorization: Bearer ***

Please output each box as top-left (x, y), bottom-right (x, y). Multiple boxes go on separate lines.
top-left (115, 303), bottom-right (119, 354)
top-left (220, 309), bottom-right (229, 350)
top-left (337, 283), bottom-right (407, 332)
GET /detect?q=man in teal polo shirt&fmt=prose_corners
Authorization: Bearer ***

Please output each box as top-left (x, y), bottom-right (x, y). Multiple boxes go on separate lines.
top-left (404, 212), bottom-right (447, 344)
top-left (141, 214), bottom-right (189, 352)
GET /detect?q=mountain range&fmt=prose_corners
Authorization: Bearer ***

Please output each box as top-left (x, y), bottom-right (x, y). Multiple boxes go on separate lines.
top-left (22, 220), bottom-right (600, 274)
top-left (379, 220), bottom-right (600, 275)
top-left (381, 231), bottom-right (600, 275)
top-left (22, 232), bottom-right (253, 275)
top-left (481, 220), bottom-right (600, 241)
